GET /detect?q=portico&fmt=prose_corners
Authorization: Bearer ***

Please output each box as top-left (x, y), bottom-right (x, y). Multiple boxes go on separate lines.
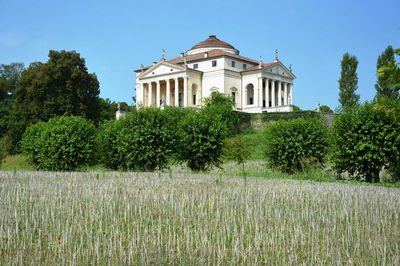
top-left (142, 77), bottom-right (188, 108)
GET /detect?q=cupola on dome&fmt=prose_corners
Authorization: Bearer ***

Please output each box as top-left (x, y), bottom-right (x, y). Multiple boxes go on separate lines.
top-left (186, 35), bottom-right (239, 55)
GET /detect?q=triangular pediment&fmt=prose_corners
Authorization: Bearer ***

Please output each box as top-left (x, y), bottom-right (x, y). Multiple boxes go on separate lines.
top-left (138, 61), bottom-right (185, 79)
top-left (263, 61), bottom-right (296, 79)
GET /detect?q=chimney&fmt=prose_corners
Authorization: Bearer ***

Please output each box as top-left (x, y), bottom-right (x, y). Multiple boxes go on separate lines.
top-left (180, 52), bottom-right (184, 58)
top-left (204, 52), bottom-right (209, 58)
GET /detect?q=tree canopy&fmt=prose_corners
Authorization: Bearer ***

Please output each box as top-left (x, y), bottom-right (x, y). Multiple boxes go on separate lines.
top-left (338, 53), bottom-right (360, 109)
top-left (377, 48), bottom-right (400, 102)
top-left (0, 63), bottom-right (25, 100)
top-left (319, 105), bottom-right (333, 113)
top-left (14, 50), bottom-right (101, 125)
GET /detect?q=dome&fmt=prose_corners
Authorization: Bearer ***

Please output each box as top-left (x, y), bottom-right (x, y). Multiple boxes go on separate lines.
top-left (186, 35), bottom-right (239, 55)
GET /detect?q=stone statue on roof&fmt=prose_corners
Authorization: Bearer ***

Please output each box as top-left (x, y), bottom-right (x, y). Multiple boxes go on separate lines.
top-left (274, 49), bottom-right (278, 61)
top-left (162, 49), bottom-right (165, 61)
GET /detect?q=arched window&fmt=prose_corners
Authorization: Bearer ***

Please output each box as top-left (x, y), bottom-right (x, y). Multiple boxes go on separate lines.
top-left (246, 84), bottom-right (254, 105)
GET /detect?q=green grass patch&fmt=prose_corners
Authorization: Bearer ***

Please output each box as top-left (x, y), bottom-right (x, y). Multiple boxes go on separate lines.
top-left (231, 127), bottom-right (265, 161)
top-left (1, 154), bottom-right (35, 171)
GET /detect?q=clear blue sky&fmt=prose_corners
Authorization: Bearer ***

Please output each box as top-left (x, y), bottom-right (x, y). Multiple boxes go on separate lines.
top-left (1, 0), bottom-right (399, 110)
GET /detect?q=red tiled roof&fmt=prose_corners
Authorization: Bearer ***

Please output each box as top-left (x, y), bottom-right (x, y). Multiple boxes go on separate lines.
top-left (135, 50), bottom-right (274, 72)
top-left (167, 50), bottom-right (261, 65)
top-left (241, 62), bottom-right (276, 73)
top-left (190, 35), bottom-right (236, 50)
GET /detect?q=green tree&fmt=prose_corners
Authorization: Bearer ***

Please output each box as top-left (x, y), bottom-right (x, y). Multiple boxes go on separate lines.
top-left (15, 50), bottom-right (101, 126)
top-left (203, 91), bottom-right (238, 135)
top-left (0, 63), bottom-right (25, 100)
top-left (98, 98), bottom-right (131, 121)
top-left (377, 48), bottom-right (400, 102)
top-left (375, 45), bottom-right (398, 101)
top-left (319, 105), bottom-right (333, 113)
top-left (0, 63), bottom-right (25, 144)
top-left (332, 101), bottom-right (400, 182)
top-left (338, 53), bottom-right (360, 109)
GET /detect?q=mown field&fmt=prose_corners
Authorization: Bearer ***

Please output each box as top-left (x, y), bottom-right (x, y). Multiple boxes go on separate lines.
top-left (1, 171), bottom-right (399, 265)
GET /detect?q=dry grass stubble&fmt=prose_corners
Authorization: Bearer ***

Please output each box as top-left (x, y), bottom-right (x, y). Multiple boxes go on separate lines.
top-left (0, 171), bottom-right (399, 264)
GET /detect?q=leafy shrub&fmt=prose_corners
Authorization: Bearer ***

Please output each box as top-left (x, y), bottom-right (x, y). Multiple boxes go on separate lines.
top-left (180, 109), bottom-right (228, 171)
top-left (203, 91), bottom-right (239, 135)
top-left (0, 137), bottom-right (7, 167)
top-left (20, 121), bottom-right (46, 166)
top-left (99, 107), bottom-right (178, 171)
top-left (21, 115), bottom-right (96, 171)
top-left (163, 107), bottom-right (192, 159)
top-left (261, 111), bottom-right (319, 122)
top-left (333, 101), bottom-right (400, 182)
top-left (264, 118), bottom-right (329, 173)
top-left (97, 118), bottom-right (125, 169)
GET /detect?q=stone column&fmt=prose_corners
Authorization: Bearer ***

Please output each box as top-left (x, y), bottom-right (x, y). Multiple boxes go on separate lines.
top-left (284, 82), bottom-right (288, 105)
top-left (166, 79), bottom-right (170, 106)
top-left (148, 83), bottom-right (152, 107)
top-left (265, 78), bottom-right (269, 108)
top-left (183, 77), bottom-right (188, 107)
top-left (156, 80), bottom-right (160, 107)
top-left (289, 83), bottom-right (293, 105)
top-left (258, 77), bottom-right (262, 107)
top-left (271, 80), bottom-right (275, 107)
top-left (174, 78), bottom-right (179, 107)
top-left (278, 81), bottom-right (282, 106)
top-left (242, 84), bottom-right (246, 108)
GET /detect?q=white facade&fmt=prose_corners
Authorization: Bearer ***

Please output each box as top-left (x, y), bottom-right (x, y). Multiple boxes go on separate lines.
top-left (134, 35), bottom-right (296, 113)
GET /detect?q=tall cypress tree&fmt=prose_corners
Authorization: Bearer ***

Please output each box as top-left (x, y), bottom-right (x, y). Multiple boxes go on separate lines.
top-left (375, 45), bottom-right (398, 100)
top-left (338, 53), bottom-right (360, 109)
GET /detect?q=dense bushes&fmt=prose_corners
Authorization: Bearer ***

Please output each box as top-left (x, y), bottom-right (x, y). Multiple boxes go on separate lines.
top-left (21, 115), bottom-right (96, 171)
top-left (97, 118), bottom-right (125, 170)
top-left (98, 105), bottom-right (229, 171)
top-left (0, 137), bottom-right (6, 167)
top-left (98, 107), bottom-right (181, 171)
top-left (261, 111), bottom-right (319, 122)
top-left (264, 118), bottom-right (329, 173)
top-left (203, 91), bottom-right (239, 135)
top-left (332, 101), bottom-right (400, 182)
top-left (180, 109), bottom-right (228, 171)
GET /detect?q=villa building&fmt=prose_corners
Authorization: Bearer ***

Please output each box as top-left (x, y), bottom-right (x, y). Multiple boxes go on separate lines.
top-left (134, 35), bottom-right (295, 113)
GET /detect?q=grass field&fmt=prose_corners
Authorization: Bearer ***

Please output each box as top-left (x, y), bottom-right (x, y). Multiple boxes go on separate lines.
top-left (1, 170), bottom-right (399, 264)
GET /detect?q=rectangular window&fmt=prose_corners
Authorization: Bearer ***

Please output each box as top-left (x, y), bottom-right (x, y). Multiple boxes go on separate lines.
top-left (231, 61), bottom-right (235, 67)
top-left (232, 92), bottom-right (236, 104)
top-left (212, 60), bottom-right (217, 67)
top-left (249, 97), bottom-right (253, 105)
top-left (243, 64), bottom-right (247, 69)
top-left (193, 63), bottom-right (198, 69)
top-left (193, 94), bottom-right (196, 105)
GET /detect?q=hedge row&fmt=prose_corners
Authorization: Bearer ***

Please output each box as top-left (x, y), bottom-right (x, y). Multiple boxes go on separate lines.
top-left (21, 92), bottom-right (237, 172)
top-left (19, 95), bottom-right (400, 183)
top-left (261, 111), bottom-right (319, 122)
top-left (263, 99), bottom-right (400, 182)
